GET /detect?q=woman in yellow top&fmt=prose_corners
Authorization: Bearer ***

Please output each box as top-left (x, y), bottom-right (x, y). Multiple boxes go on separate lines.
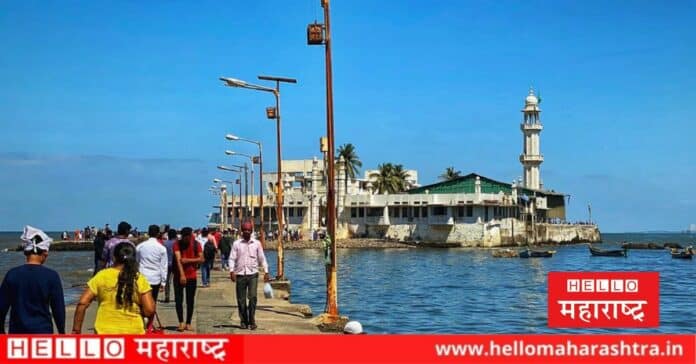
top-left (72, 241), bottom-right (155, 334)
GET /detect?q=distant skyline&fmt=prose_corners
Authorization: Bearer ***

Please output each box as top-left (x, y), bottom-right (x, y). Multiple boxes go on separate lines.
top-left (1, 1), bottom-right (694, 232)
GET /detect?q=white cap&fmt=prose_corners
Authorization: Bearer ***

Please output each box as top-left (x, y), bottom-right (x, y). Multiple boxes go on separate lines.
top-left (343, 320), bottom-right (363, 334)
top-left (20, 225), bottom-right (52, 252)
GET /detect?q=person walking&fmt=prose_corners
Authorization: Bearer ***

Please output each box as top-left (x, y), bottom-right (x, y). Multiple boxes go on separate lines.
top-left (72, 241), bottom-right (154, 334)
top-left (100, 221), bottom-right (132, 268)
top-left (0, 226), bottom-right (65, 334)
top-left (173, 227), bottom-right (203, 331)
top-left (136, 225), bottom-right (167, 329)
top-left (202, 235), bottom-right (216, 287)
top-left (162, 228), bottom-right (177, 303)
top-left (228, 220), bottom-right (269, 330)
top-left (219, 229), bottom-right (232, 271)
top-left (92, 231), bottom-right (106, 276)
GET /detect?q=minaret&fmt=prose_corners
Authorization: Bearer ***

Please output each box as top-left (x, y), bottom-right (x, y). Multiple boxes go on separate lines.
top-left (519, 87), bottom-right (543, 190)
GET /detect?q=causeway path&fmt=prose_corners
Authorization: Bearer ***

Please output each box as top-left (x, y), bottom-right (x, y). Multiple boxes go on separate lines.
top-left (65, 268), bottom-right (323, 334)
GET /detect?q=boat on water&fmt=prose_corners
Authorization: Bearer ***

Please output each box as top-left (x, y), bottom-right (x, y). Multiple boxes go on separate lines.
top-left (519, 249), bottom-right (555, 258)
top-left (589, 245), bottom-right (627, 257)
top-left (663, 242), bottom-right (684, 250)
top-left (401, 241), bottom-right (460, 248)
top-left (621, 242), bottom-right (664, 250)
top-left (670, 247), bottom-right (694, 259)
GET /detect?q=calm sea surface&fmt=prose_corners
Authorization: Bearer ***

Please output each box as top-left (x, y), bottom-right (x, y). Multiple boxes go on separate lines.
top-left (1, 232), bottom-right (694, 333)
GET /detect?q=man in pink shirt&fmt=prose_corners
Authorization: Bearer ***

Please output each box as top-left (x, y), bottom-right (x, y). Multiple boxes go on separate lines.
top-left (228, 220), bottom-right (269, 330)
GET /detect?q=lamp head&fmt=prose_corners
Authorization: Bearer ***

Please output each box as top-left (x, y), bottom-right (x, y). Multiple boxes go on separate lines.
top-left (225, 150), bottom-right (235, 156)
top-left (213, 178), bottom-right (222, 183)
top-left (225, 134), bottom-right (240, 141)
top-left (218, 165), bottom-right (240, 172)
top-left (220, 77), bottom-right (247, 87)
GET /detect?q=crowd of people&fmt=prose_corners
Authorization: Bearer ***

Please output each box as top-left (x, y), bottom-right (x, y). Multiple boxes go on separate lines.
top-left (0, 220), bottom-right (270, 334)
top-left (0, 221), bottom-right (367, 335)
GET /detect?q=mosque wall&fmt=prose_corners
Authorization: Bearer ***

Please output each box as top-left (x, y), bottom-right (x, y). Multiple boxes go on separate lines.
top-left (341, 219), bottom-right (600, 247)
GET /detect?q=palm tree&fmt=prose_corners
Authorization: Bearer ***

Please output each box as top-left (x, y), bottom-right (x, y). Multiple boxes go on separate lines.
top-left (337, 143), bottom-right (362, 191)
top-left (439, 166), bottom-right (462, 181)
top-left (392, 164), bottom-right (411, 191)
top-left (370, 163), bottom-right (411, 194)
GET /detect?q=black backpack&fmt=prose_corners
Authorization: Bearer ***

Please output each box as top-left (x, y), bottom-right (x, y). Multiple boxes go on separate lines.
top-left (203, 241), bottom-right (216, 261)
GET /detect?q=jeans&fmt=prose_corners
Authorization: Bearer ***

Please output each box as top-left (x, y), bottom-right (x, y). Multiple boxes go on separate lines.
top-left (235, 273), bottom-right (259, 326)
top-left (201, 260), bottom-right (213, 286)
top-left (163, 266), bottom-right (173, 301)
top-left (174, 278), bottom-right (197, 324)
top-left (221, 253), bottom-right (229, 270)
top-left (150, 284), bottom-right (161, 302)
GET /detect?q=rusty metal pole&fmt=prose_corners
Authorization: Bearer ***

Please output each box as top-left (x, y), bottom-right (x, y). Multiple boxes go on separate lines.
top-left (323, 0), bottom-right (339, 319)
top-left (220, 186), bottom-right (226, 232)
top-left (244, 162), bottom-right (249, 220)
top-left (274, 88), bottom-right (285, 280)
top-left (237, 177), bottom-right (242, 231)
top-left (256, 75), bottom-right (297, 280)
top-left (258, 145), bottom-right (265, 248)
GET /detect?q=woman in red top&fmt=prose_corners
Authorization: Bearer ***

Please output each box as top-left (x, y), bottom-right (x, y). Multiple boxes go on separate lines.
top-left (173, 227), bottom-right (203, 331)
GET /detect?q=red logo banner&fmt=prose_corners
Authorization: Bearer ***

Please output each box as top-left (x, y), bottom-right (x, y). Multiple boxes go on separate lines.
top-left (0, 334), bottom-right (693, 364)
top-left (548, 271), bottom-right (660, 328)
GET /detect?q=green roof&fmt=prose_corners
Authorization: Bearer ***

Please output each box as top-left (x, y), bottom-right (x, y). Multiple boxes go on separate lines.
top-left (407, 173), bottom-right (510, 194)
top-left (407, 173), bottom-right (565, 197)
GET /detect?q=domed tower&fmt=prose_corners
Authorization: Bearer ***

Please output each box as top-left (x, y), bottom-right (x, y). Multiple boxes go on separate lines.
top-left (519, 87), bottom-right (543, 190)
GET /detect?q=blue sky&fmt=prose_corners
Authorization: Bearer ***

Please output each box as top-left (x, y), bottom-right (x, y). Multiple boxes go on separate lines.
top-left (1, 1), bottom-right (694, 232)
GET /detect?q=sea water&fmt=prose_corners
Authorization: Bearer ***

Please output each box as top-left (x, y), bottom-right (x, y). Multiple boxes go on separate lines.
top-left (1, 232), bottom-right (694, 333)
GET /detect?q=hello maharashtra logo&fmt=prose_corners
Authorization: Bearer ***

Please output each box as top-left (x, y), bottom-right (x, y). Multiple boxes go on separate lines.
top-left (547, 272), bottom-right (660, 328)
top-left (6, 336), bottom-right (125, 360)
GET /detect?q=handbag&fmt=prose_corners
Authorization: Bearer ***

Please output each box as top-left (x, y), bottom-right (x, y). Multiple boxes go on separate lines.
top-left (263, 282), bottom-right (274, 299)
top-left (146, 312), bottom-right (165, 335)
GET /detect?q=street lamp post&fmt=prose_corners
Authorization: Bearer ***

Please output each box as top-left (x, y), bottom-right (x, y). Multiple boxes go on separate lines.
top-left (217, 166), bottom-right (244, 230)
top-left (220, 75), bottom-right (296, 280)
top-left (226, 150), bottom-right (256, 223)
top-left (210, 184), bottom-right (225, 228)
top-left (226, 135), bottom-right (264, 247)
top-left (220, 163), bottom-right (248, 218)
top-left (213, 179), bottom-right (236, 231)
top-left (308, 0), bottom-right (339, 320)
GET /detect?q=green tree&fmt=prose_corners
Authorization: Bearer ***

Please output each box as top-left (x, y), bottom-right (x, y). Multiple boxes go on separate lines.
top-left (337, 143), bottom-right (362, 191)
top-left (392, 164), bottom-right (411, 192)
top-left (439, 166), bottom-right (462, 181)
top-left (370, 163), bottom-right (411, 194)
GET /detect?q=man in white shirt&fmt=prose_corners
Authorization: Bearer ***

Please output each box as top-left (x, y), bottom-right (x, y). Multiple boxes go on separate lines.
top-left (228, 220), bottom-right (269, 330)
top-left (136, 225), bottom-right (168, 302)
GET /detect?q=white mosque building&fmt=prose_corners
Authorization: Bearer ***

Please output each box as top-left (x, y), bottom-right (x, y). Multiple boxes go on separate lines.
top-left (211, 88), bottom-right (600, 246)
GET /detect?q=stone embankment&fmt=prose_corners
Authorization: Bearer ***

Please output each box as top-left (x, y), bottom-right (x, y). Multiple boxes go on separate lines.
top-left (38, 238), bottom-right (414, 251)
top-left (263, 238), bottom-right (414, 250)
top-left (13, 240), bottom-right (93, 251)
top-left (345, 219), bottom-right (601, 247)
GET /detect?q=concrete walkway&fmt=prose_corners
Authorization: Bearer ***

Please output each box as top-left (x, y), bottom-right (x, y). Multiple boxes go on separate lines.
top-left (65, 269), bottom-right (322, 334)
